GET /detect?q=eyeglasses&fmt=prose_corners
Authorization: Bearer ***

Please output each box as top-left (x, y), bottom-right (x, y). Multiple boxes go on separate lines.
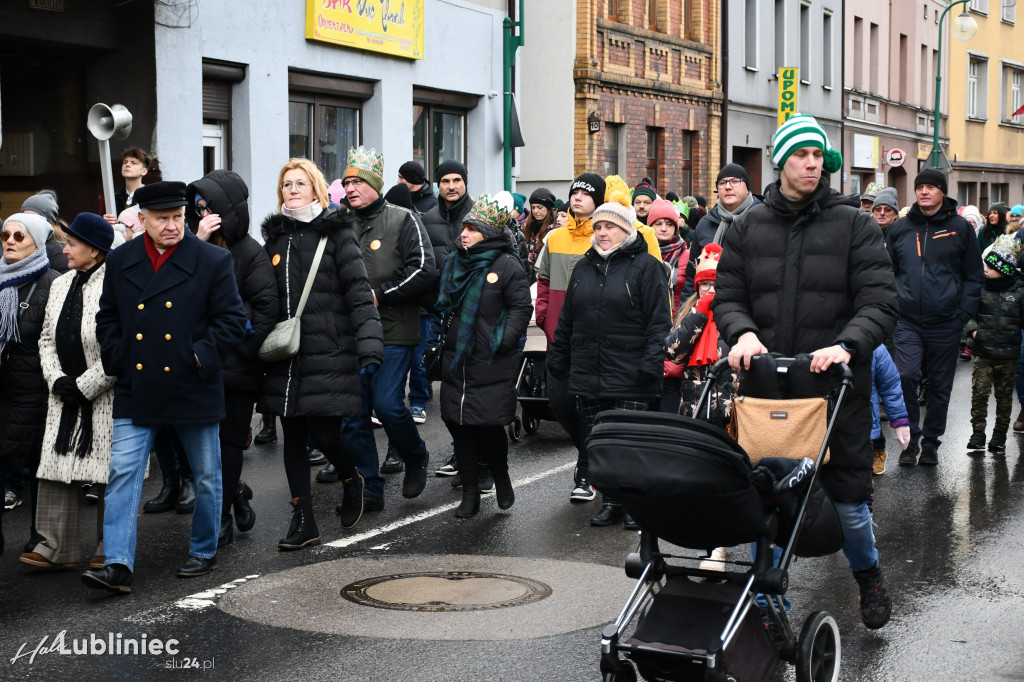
top-left (716, 178), bottom-right (743, 189)
top-left (281, 180), bottom-right (309, 191)
top-left (1, 230), bottom-right (28, 243)
top-left (196, 203), bottom-right (212, 215)
top-left (341, 177), bottom-right (366, 189)
top-left (697, 281), bottom-right (716, 291)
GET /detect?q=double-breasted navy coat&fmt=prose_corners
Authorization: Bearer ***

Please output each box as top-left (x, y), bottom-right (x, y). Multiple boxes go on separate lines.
top-left (96, 230), bottom-right (246, 426)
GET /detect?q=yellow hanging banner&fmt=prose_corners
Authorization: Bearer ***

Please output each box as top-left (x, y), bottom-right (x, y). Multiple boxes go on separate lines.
top-left (778, 67), bottom-right (798, 127)
top-left (306, 0), bottom-right (424, 60)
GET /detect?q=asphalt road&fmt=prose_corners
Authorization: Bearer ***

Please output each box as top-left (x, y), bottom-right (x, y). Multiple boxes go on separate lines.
top-left (1, 359), bottom-right (1023, 681)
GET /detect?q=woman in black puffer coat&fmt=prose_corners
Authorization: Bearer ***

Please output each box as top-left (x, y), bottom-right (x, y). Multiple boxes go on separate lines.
top-left (548, 197), bottom-right (671, 528)
top-left (187, 170), bottom-right (279, 547)
top-left (0, 213), bottom-right (60, 554)
top-left (436, 194), bottom-right (533, 518)
top-left (260, 158), bottom-right (383, 549)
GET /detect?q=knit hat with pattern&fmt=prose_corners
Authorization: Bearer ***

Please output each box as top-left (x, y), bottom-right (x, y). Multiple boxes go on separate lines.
top-left (772, 114), bottom-right (843, 174)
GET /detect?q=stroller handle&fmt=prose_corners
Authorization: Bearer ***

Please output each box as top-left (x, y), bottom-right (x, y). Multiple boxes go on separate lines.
top-left (706, 355), bottom-right (853, 383)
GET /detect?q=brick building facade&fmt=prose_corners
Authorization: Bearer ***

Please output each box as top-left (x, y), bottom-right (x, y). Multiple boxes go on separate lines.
top-left (573, 0), bottom-right (722, 197)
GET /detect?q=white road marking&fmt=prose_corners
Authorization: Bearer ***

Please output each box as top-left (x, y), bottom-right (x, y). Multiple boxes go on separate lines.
top-left (324, 462), bottom-right (576, 549)
top-left (173, 574), bottom-right (261, 611)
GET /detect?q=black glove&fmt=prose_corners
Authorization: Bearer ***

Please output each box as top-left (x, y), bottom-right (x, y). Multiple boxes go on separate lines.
top-left (52, 376), bottom-right (86, 404)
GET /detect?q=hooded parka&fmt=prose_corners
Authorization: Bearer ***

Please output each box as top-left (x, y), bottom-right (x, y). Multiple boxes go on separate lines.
top-left (714, 179), bottom-right (899, 503)
top-left (186, 170), bottom-right (279, 393)
top-left (260, 206), bottom-right (383, 417)
top-left (438, 233), bottom-right (533, 426)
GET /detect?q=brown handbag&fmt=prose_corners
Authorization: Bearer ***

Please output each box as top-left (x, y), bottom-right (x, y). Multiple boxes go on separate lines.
top-left (732, 395), bottom-right (830, 464)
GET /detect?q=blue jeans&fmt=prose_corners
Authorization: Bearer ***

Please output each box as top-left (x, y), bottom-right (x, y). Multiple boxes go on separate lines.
top-left (342, 345), bottom-right (427, 499)
top-left (103, 419), bottom-right (222, 571)
top-left (408, 315), bottom-right (431, 410)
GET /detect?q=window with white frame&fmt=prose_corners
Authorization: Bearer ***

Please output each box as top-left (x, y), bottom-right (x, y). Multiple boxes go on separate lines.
top-left (744, 0), bottom-right (757, 69)
top-left (822, 11), bottom-right (833, 87)
top-left (1003, 0), bottom-right (1016, 23)
top-left (968, 0), bottom-right (988, 14)
top-left (968, 56), bottom-right (988, 119)
top-left (1001, 62), bottom-right (1024, 124)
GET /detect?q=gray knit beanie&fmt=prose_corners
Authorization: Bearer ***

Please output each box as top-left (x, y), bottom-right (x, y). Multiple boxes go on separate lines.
top-left (872, 187), bottom-right (899, 212)
top-left (21, 193), bottom-right (59, 225)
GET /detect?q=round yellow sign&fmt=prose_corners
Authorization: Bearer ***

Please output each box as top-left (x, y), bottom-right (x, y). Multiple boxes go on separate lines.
top-left (370, 239), bottom-right (382, 251)
top-left (486, 272), bottom-right (499, 284)
top-left (272, 253), bottom-right (281, 266)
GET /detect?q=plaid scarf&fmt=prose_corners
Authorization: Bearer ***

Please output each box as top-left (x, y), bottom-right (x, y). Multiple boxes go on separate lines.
top-left (436, 246), bottom-right (507, 369)
top-left (0, 248), bottom-right (50, 356)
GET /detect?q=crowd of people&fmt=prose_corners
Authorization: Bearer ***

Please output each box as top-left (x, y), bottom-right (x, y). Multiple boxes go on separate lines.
top-left (1, 114), bottom-right (1017, 638)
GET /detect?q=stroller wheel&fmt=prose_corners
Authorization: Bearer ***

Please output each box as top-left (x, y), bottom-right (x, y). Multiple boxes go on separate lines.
top-left (508, 416), bottom-right (523, 442)
top-left (523, 415), bottom-right (541, 434)
top-left (600, 664), bottom-right (636, 682)
top-left (796, 611), bottom-right (841, 682)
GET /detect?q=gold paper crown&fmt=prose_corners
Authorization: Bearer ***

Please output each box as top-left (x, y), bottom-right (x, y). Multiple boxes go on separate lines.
top-left (345, 146), bottom-right (384, 179)
top-left (468, 192), bottom-right (513, 231)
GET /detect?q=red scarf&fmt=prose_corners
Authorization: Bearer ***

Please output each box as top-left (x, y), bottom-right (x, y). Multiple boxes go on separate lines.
top-left (144, 233), bottom-right (179, 273)
top-left (688, 305), bottom-right (720, 367)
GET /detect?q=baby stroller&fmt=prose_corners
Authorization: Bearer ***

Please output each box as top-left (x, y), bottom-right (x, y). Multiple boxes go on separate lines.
top-left (589, 355), bottom-right (851, 682)
top-left (509, 334), bottom-right (556, 441)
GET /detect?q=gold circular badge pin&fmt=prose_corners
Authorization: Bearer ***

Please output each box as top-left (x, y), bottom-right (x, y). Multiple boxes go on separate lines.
top-left (370, 239), bottom-right (382, 250)
top-left (486, 272), bottom-right (499, 284)
top-left (272, 254), bottom-right (281, 266)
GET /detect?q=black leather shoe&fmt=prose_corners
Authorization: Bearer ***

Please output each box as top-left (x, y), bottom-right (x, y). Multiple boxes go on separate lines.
top-left (494, 474), bottom-right (515, 510)
top-left (233, 481), bottom-right (255, 532)
top-left (175, 477), bottom-right (196, 514)
top-left (254, 422), bottom-right (277, 444)
top-left (590, 501), bottom-right (625, 527)
top-left (402, 452), bottom-right (429, 499)
top-left (307, 447), bottom-right (327, 466)
top-left (143, 471), bottom-right (180, 513)
top-left (176, 556), bottom-right (218, 578)
top-left (82, 563), bottom-right (132, 593)
top-left (218, 514), bottom-right (233, 548)
top-left (316, 463), bottom-right (340, 483)
top-left (622, 513), bottom-right (640, 531)
top-left (380, 445), bottom-right (404, 474)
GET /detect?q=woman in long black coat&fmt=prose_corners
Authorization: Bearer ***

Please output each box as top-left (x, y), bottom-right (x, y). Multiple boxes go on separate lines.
top-left (0, 213), bottom-right (59, 554)
top-left (187, 170), bottom-right (278, 547)
top-left (261, 158), bottom-right (383, 549)
top-left (436, 194), bottom-right (533, 518)
top-left (548, 197), bottom-right (671, 528)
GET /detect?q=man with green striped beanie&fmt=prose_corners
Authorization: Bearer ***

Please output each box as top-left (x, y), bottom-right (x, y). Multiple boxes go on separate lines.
top-left (714, 112), bottom-right (899, 631)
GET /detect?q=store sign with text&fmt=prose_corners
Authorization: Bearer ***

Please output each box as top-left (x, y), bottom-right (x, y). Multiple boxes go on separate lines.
top-left (778, 68), bottom-right (798, 127)
top-left (306, 0), bottom-right (424, 60)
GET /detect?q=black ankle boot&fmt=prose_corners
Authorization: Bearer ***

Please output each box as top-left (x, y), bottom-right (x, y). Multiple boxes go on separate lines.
top-left (590, 498), bottom-right (624, 526)
top-left (278, 498), bottom-right (320, 550)
top-left (493, 472), bottom-right (514, 510)
top-left (254, 421), bottom-right (277, 444)
top-left (454, 486), bottom-right (480, 518)
top-left (218, 513), bottom-right (234, 547)
top-left (143, 470), bottom-right (180, 513)
top-left (233, 481), bottom-right (255, 532)
top-left (175, 476), bottom-right (196, 514)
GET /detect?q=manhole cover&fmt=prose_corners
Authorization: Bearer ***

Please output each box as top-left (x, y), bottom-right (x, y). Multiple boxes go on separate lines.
top-left (341, 571), bottom-right (552, 612)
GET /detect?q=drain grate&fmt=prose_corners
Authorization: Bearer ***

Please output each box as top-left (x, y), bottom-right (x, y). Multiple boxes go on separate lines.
top-left (341, 571), bottom-right (553, 612)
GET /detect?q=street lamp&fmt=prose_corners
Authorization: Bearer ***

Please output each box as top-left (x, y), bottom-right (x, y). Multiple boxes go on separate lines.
top-left (932, 1), bottom-right (979, 169)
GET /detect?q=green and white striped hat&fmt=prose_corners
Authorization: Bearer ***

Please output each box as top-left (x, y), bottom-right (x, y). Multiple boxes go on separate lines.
top-left (772, 114), bottom-right (843, 174)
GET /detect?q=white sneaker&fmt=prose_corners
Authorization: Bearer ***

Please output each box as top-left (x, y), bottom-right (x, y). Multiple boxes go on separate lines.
top-left (699, 547), bottom-right (727, 572)
top-left (410, 407), bottom-right (426, 424)
top-left (4, 489), bottom-right (22, 510)
top-left (569, 477), bottom-right (597, 503)
top-left (371, 412), bottom-right (382, 427)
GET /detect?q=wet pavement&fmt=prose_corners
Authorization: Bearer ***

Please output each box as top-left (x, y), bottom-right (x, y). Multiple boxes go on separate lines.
top-left (1, 359), bottom-right (1023, 680)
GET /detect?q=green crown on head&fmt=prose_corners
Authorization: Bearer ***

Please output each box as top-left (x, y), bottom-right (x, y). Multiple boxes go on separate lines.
top-left (468, 192), bottom-right (514, 231)
top-left (346, 146), bottom-right (384, 178)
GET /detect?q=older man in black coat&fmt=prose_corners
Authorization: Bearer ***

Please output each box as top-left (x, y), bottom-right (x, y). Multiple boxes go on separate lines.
top-left (83, 181), bottom-right (245, 593)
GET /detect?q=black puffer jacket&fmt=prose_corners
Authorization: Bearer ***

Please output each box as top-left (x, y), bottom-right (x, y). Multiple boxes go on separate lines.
top-left (0, 268), bottom-right (59, 460)
top-left (187, 170), bottom-right (279, 392)
top-left (886, 196), bottom-right (984, 326)
top-left (260, 207), bottom-right (383, 417)
top-left (548, 234), bottom-right (671, 400)
top-left (439, 234), bottom-right (533, 426)
top-left (965, 275), bottom-right (1024, 359)
top-left (410, 184), bottom-right (438, 216)
top-left (423, 194), bottom-right (474, 300)
top-left (714, 179), bottom-right (899, 503)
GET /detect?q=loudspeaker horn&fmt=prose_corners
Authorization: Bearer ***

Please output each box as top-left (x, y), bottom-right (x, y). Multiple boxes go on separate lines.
top-left (87, 103), bottom-right (133, 141)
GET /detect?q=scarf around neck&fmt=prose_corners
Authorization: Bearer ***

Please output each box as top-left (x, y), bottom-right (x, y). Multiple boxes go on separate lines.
top-left (281, 200), bottom-right (324, 223)
top-left (591, 230), bottom-right (638, 259)
top-left (712, 192), bottom-right (756, 244)
top-left (54, 262), bottom-right (103, 458)
top-left (436, 245), bottom-right (508, 368)
top-left (0, 248), bottom-right (50, 355)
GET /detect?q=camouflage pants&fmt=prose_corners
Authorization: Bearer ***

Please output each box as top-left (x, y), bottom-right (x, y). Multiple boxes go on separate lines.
top-left (971, 356), bottom-right (1017, 432)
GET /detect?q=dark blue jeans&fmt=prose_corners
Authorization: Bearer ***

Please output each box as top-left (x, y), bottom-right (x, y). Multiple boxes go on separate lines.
top-left (343, 345), bottom-right (428, 499)
top-left (407, 315), bottom-right (431, 410)
top-left (892, 318), bottom-right (962, 448)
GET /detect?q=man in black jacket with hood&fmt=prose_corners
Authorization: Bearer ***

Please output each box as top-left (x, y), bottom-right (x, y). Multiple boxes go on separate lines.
top-left (886, 169), bottom-right (984, 466)
top-left (716, 114), bottom-right (898, 631)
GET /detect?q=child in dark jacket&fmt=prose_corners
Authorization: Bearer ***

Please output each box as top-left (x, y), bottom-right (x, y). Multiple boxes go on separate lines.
top-left (966, 236), bottom-right (1024, 456)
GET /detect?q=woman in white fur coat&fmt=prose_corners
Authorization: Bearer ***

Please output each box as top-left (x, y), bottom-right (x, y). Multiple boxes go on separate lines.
top-left (19, 214), bottom-right (117, 570)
